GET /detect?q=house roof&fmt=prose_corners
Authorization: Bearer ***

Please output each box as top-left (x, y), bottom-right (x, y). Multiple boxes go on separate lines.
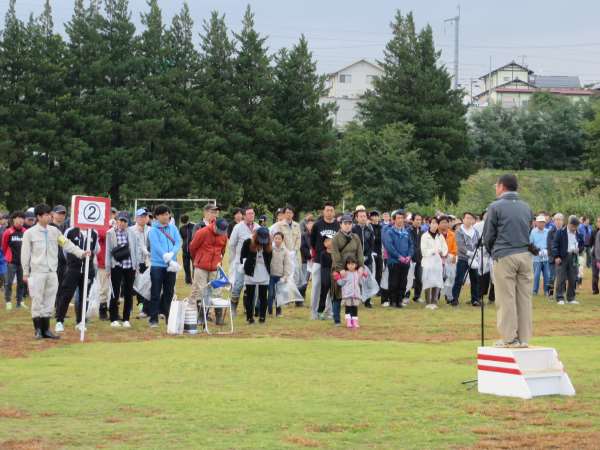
top-left (479, 61), bottom-right (534, 80)
top-left (327, 59), bottom-right (383, 77)
top-left (495, 87), bottom-right (593, 96)
top-left (473, 78), bottom-right (535, 99)
top-left (531, 75), bottom-right (581, 89)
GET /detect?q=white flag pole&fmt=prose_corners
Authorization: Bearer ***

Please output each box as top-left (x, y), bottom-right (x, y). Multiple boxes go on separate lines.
top-left (80, 228), bottom-right (92, 342)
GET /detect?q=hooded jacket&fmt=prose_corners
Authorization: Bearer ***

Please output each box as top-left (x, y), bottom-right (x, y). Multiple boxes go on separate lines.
top-left (352, 223), bottom-right (375, 261)
top-left (189, 222), bottom-right (228, 272)
top-left (382, 225), bottom-right (414, 267)
top-left (148, 221), bottom-right (182, 268)
top-left (1, 225), bottom-right (24, 265)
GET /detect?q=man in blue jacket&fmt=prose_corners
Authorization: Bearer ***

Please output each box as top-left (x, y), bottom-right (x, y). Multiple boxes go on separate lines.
top-left (148, 205), bottom-right (182, 327)
top-left (552, 215), bottom-right (584, 305)
top-left (382, 210), bottom-right (414, 308)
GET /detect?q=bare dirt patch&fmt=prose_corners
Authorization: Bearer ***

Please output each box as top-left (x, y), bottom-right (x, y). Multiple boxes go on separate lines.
top-left (470, 431), bottom-right (600, 449)
top-left (0, 438), bottom-right (53, 450)
top-left (283, 435), bottom-right (323, 448)
top-left (0, 408), bottom-right (30, 419)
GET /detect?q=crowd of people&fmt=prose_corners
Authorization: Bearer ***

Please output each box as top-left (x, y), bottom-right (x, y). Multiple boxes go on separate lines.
top-left (0, 184), bottom-right (596, 340)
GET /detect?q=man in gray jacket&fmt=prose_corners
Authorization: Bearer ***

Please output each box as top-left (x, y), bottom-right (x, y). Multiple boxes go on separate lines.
top-left (483, 174), bottom-right (534, 348)
top-left (452, 212), bottom-right (481, 306)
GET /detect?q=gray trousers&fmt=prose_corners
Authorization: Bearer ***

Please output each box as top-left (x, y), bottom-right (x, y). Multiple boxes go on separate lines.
top-left (5, 263), bottom-right (25, 304)
top-left (555, 253), bottom-right (578, 302)
top-left (309, 262), bottom-right (331, 319)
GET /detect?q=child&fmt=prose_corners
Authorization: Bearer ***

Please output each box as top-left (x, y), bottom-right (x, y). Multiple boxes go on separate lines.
top-left (317, 237), bottom-right (333, 320)
top-left (268, 232), bottom-right (292, 317)
top-left (334, 255), bottom-right (368, 328)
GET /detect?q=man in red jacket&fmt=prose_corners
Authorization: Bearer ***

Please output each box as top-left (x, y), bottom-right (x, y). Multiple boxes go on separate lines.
top-left (2, 212), bottom-right (26, 310)
top-left (189, 218), bottom-right (229, 325)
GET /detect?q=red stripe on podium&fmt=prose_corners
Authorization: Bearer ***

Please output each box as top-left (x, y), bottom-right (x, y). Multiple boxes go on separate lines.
top-left (478, 354), bottom-right (517, 363)
top-left (478, 364), bottom-right (522, 375)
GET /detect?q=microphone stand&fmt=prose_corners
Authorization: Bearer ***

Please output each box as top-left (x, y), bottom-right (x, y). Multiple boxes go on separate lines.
top-left (461, 232), bottom-right (486, 386)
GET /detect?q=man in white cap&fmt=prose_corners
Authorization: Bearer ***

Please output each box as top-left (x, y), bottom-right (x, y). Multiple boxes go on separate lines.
top-left (130, 208), bottom-right (151, 317)
top-left (529, 214), bottom-right (550, 297)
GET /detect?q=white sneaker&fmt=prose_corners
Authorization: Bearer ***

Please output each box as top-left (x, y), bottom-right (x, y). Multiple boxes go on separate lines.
top-left (110, 321), bottom-right (122, 327)
top-left (568, 300), bottom-right (579, 305)
top-left (402, 299), bottom-right (409, 306)
top-left (5, 302), bottom-right (12, 311)
top-left (138, 312), bottom-right (148, 319)
top-left (55, 322), bottom-right (64, 333)
top-left (18, 302), bottom-right (28, 309)
top-left (122, 321), bottom-right (131, 328)
top-left (557, 300), bottom-right (565, 305)
top-left (431, 304), bottom-right (438, 310)
top-left (75, 322), bottom-right (87, 331)
top-left (425, 304), bottom-right (433, 309)
top-left (382, 302), bottom-right (390, 308)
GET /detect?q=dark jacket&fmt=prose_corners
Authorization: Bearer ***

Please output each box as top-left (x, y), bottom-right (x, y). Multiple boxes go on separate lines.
top-left (300, 232), bottom-right (312, 263)
top-left (310, 218), bottom-right (339, 259)
top-left (1, 226), bottom-right (24, 266)
top-left (371, 223), bottom-right (383, 257)
top-left (64, 227), bottom-right (98, 275)
top-left (552, 227), bottom-right (584, 261)
top-left (179, 222), bottom-right (195, 255)
top-left (547, 227), bottom-right (558, 260)
top-left (410, 226), bottom-right (424, 263)
top-left (352, 223), bottom-right (375, 261)
top-left (240, 238), bottom-right (272, 277)
top-left (483, 191), bottom-right (533, 259)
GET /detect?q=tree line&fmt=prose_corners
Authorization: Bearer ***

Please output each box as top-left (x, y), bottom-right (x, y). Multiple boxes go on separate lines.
top-left (0, 1), bottom-right (473, 213)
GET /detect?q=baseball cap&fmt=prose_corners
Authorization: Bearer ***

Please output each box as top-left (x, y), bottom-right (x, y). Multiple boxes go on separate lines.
top-left (535, 215), bottom-right (546, 223)
top-left (569, 215), bottom-right (580, 226)
top-left (136, 208), bottom-right (149, 217)
top-left (341, 214), bottom-right (353, 223)
top-left (258, 214), bottom-right (267, 222)
top-left (52, 205), bottom-right (67, 214)
top-left (204, 203), bottom-right (218, 211)
top-left (215, 218), bottom-right (228, 235)
top-left (117, 211), bottom-right (130, 221)
top-left (25, 211), bottom-right (35, 219)
top-left (354, 204), bottom-right (366, 213)
top-left (256, 227), bottom-right (270, 245)
top-left (111, 207), bottom-right (117, 214)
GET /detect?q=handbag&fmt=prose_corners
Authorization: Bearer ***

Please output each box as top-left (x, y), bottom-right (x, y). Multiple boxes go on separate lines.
top-left (112, 243), bottom-right (130, 262)
top-left (167, 296), bottom-right (186, 335)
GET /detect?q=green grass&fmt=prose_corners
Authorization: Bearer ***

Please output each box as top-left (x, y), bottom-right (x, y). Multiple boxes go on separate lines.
top-left (1, 274), bottom-right (600, 449)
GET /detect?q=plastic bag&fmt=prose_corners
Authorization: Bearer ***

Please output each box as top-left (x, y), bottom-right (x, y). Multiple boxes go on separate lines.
top-left (380, 265), bottom-right (389, 290)
top-left (133, 269), bottom-right (151, 301)
top-left (275, 279), bottom-right (304, 306)
top-left (405, 262), bottom-right (416, 294)
top-left (167, 296), bottom-right (187, 335)
top-left (86, 278), bottom-right (100, 319)
top-left (421, 254), bottom-right (444, 290)
top-left (360, 266), bottom-right (380, 301)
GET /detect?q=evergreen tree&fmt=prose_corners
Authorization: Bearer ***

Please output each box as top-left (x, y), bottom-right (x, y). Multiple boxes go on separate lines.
top-left (273, 35), bottom-right (339, 210)
top-left (359, 11), bottom-right (472, 203)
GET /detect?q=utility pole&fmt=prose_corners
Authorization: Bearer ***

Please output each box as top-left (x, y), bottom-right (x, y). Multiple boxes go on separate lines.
top-left (445, 5), bottom-right (460, 89)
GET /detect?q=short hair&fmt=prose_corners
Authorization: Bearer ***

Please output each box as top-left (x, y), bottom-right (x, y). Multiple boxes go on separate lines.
top-left (437, 215), bottom-right (450, 224)
top-left (180, 215), bottom-right (189, 224)
top-left (273, 231), bottom-right (285, 240)
top-left (34, 204), bottom-right (52, 217)
top-left (283, 206), bottom-right (294, 213)
top-left (154, 204), bottom-right (171, 216)
top-left (323, 202), bottom-right (335, 209)
top-left (463, 212), bottom-right (475, 219)
top-left (413, 213), bottom-right (422, 220)
top-left (497, 174), bottom-right (518, 192)
top-left (11, 211), bottom-right (25, 220)
top-left (392, 210), bottom-right (405, 220)
top-left (553, 213), bottom-right (564, 221)
top-left (243, 206), bottom-right (254, 214)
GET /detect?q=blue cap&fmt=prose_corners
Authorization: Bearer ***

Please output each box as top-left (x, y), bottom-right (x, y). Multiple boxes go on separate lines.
top-left (136, 208), bottom-right (148, 217)
top-left (117, 211), bottom-right (130, 221)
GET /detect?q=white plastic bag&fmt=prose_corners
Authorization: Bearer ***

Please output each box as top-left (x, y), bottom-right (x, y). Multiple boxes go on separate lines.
top-left (86, 278), bottom-right (100, 319)
top-left (133, 269), bottom-right (151, 301)
top-left (380, 265), bottom-right (389, 290)
top-left (421, 254), bottom-right (444, 290)
top-left (167, 296), bottom-right (186, 335)
top-left (275, 279), bottom-right (304, 306)
top-left (405, 262), bottom-right (416, 294)
top-left (360, 266), bottom-right (380, 301)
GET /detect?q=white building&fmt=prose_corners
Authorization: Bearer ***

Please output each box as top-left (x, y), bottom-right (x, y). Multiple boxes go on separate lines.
top-left (320, 59), bottom-right (383, 128)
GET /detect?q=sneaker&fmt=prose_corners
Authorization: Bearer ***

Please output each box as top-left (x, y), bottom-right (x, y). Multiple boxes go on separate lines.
top-left (149, 321), bottom-right (159, 328)
top-left (495, 339), bottom-right (520, 348)
top-left (414, 298), bottom-right (425, 304)
top-left (18, 302), bottom-right (27, 310)
top-left (318, 313), bottom-right (326, 320)
top-left (110, 321), bottom-right (122, 327)
top-left (75, 322), bottom-right (87, 331)
top-left (138, 312), bottom-right (148, 319)
top-left (402, 299), bottom-right (409, 306)
top-left (472, 301), bottom-right (481, 307)
top-left (382, 302), bottom-right (390, 308)
top-left (5, 302), bottom-right (12, 311)
top-left (334, 322), bottom-right (341, 327)
top-left (55, 322), bottom-right (64, 333)
top-left (425, 304), bottom-right (433, 310)
top-left (517, 341), bottom-right (529, 348)
top-left (122, 321), bottom-right (131, 328)
top-left (557, 300), bottom-right (565, 305)
top-left (431, 304), bottom-right (438, 310)
top-left (568, 300), bottom-right (580, 305)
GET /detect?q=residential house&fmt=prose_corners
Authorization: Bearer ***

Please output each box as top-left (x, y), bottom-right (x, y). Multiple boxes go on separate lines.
top-left (474, 61), bottom-right (594, 108)
top-left (319, 59), bottom-right (383, 128)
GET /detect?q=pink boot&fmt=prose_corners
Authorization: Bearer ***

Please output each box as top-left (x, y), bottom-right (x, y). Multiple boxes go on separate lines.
top-left (352, 317), bottom-right (359, 328)
top-left (345, 314), bottom-right (352, 328)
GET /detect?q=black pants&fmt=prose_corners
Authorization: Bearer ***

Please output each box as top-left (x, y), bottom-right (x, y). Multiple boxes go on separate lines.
top-left (592, 258), bottom-right (599, 294)
top-left (244, 284), bottom-right (268, 321)
top-left (452, 259), bottom-right (480, 304)
top-left (389, 263), bottom-right (410, 307)
top-left (479, 272), bottom-right (495, 302)
top-left (318, 266), bottom-right (332, 313)
top-left (54, 262), bottom-right (66, 308)
top-left (374, 254), bottom-right (383, 286)
top-left (110, 266), bottom-right (135, 322)
top-left (182, 252), bottom-right (193, 284)
top-left (56, 268), bottom-right (94, 324)
top-left (345, 305), bottom-right (358, 316)
top-left (413, 262), bottom-right (422, 300)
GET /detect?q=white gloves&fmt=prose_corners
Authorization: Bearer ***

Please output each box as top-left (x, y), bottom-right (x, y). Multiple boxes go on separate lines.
top-left (467, 251), bottom-right (474, 257)
top-left (163, 252), bottom-right (174, 263)
top-left (167, 261), bottom-right (180, 273)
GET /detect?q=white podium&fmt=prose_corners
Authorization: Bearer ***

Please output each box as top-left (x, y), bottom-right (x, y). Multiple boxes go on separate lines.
top-left (477, 346), bottom-right (575, 399)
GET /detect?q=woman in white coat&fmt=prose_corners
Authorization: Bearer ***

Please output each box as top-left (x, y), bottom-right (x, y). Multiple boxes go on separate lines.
top-left (420, 218), bottom-right (448, 309)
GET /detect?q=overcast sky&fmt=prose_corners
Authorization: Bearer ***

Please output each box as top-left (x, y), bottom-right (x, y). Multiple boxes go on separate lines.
top-left (3, 0), bottom-right (600, 90)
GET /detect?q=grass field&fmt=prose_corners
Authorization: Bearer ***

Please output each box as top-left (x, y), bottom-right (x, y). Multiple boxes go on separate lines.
top-left (1, 272), bottom-right (600, 449)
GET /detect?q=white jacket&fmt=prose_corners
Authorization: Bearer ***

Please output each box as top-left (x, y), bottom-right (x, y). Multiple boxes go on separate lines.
top-left (229, 221), bottom-right (258, 266)
top-left (420, 232), bottom-right (448, 260)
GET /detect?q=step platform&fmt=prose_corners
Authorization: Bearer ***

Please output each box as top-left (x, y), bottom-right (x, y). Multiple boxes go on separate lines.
top-left (477, 346), bottom-right (575, 399)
